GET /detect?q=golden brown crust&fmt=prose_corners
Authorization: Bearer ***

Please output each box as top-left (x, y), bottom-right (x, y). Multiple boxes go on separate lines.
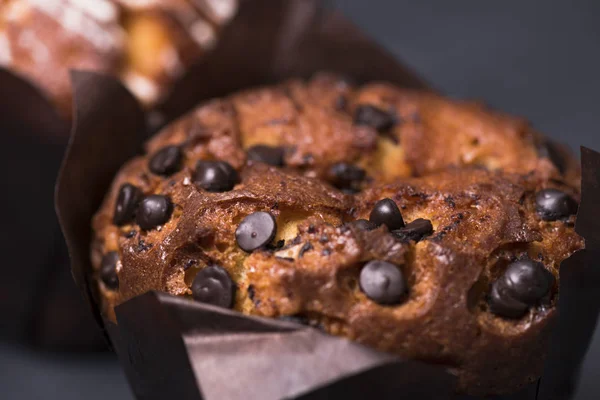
top-left (91, 74), bottom-right (583, 395)
top-left (0, 0), bottom-right (238, 118)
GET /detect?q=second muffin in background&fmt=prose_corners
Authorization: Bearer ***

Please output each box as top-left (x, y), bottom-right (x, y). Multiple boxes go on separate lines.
top-left (0, 0), bottom-right (238, 118)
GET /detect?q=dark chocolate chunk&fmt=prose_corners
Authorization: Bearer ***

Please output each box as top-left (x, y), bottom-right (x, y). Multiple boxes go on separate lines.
top-left (235, 212), bottom-right (277, 252)
top-left (346, 219), bottom-right (377, 231)
top-left (535, 189), bottom-right (578, 221)
top-left (327, 162), bottom-right (366, 193)
top-left (392, 218), bottom-right (433, 242)
top-left (359, 260), bottom-right (406, 305)
top-left (136, 195), bottom-right (173, 230)
top-left (194, 160), bottom-right (239, 192)
top-left (247, 145), bottom-right (285, 167)
top-left (501, 258), bottom-right (555, 304)
top-left (354, 105), bottom-right (396, 133)
top-left (100, 252), bottom-right (119, 290)
top-left (191, 265), bottom-right (235, 309)
top-left (113, 183), bottom-right (142, 225)
top-left (148, 145), bottom-right (182, 176)
top-left (369, 198), bottom-right (405, 231)
top-left (488, 281), bottom-right (529, 319)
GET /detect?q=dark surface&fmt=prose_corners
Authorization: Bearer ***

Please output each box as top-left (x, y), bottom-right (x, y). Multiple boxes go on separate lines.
top-left (3, 0), bottom-right (600, 398)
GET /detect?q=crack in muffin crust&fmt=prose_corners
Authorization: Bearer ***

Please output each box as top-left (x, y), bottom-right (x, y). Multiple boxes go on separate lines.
top-left (91, 73), bottom-right (583, 395)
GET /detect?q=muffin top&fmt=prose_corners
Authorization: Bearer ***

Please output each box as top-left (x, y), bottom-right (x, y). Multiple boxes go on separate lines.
top-left (92, 73), bottom-right (583, 395)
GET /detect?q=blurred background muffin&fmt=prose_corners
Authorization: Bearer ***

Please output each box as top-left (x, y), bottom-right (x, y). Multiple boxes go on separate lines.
top-left (0, 0), bottom-right (238, 119)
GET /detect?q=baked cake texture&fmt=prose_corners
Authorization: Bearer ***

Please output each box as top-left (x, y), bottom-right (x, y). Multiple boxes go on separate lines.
top-left (0, 0), bottom-right (237, 117)
top-left (91, 73), bottom-right (583, 395)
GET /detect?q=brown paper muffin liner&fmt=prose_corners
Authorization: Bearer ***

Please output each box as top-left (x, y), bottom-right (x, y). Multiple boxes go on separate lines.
top-left (55, 0), bottom-right (600, 398)
top-left (0, 68), bottom-right (107, 350)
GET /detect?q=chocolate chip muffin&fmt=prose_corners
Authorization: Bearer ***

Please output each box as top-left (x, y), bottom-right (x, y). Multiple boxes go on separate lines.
top-left (91, 73), bottom-right (583, 395)
top-left (0, 0), bottom-right (237, 117)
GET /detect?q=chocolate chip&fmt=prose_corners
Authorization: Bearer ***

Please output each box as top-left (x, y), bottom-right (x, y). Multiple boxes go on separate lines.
top-left (247, 145), bottom-right (285, 166)
top-left (359, 260), bottom-right (406, 305)
top-left (369, 198), bottom-right (405, 231)
top-left (327, 162), bottom-right (366, 193)
top-left (354, 105), bottom-right (396, 133)
top-left (535, 189), bottom-right (578, 221)
top-left (347, 219), bottom-right (377, 231)
top-left (113, 183), bottom-right (142, 225)
top-left (538, 140), bottom-right (566, 174)
top-left (235, 212), bottom-right (277, 252)
top-left (136, 195), bottom-right (173, 230)
top-left (392, 218), bottom-right (433, 243)
top-left (148, 145), bottom-right (182, 176)
top-left (488, 283), bottom-right (529, 319)
top-left (194, 160), bottom-right (239, 192)
top-left (191, 265), bottom-right (235, 309)
top-left (100, 252), bottom-right (119, 290)
top-left (125, 230), bottom-right (137, 238)
top-left (501, 258), bottom-right (555, 304)
top-left (299, 242), bottom-right (313, 258)
top-left (489, 258), bottom-right (555, 319)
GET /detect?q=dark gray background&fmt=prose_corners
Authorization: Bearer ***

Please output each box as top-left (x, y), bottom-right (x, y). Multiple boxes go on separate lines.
top-left (2, 0), bottom-right (599, 398)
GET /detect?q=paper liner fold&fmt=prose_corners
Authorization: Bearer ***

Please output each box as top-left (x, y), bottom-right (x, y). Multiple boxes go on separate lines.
top-left (56, 70), bottom-right (146, 333)
top-left (110, 291), bottom-right (457, 400)
top-left (54, 0), bottom-right (600, 398)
